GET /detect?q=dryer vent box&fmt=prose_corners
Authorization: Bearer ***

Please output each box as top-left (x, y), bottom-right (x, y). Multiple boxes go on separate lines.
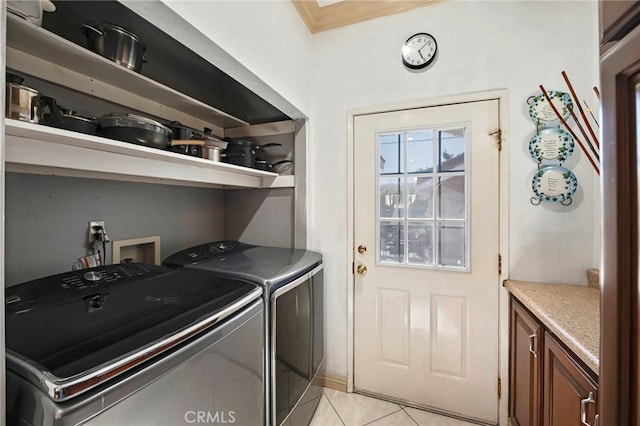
top-left (112, 236), bottom-right (161, 265)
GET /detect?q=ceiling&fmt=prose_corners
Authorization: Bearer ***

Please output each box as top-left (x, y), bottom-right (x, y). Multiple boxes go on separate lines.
top-left (291, 0), bottom-right (444, 34)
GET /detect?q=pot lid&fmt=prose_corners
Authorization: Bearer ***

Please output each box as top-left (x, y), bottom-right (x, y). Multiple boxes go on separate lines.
top-left (6, 82), bottom-right (39, 95)
top-left (223, 137), bottom-right (254, 147)
top-left (99, 113), bottom-right (171, 135)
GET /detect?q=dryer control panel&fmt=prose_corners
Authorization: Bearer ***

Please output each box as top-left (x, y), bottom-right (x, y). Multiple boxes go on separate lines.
top-left (163, 240), bottom-right (250, 266)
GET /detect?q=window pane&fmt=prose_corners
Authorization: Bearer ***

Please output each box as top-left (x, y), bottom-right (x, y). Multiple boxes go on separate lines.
top-left (438, 128), bottom-right (465, 172)
top-left (438, 223), bottom-right (466, 267)
top-left (380, 221), bottom-right (404, 263)
top-left (407, 176), bottom-right (434, 219)
top-left (408, 222), bottom-right (434, 265)
top-left (438, 176), bottom-right (465, 220)
top-left (407, 131), bottom-right (433, 173)
top-left (380, 177), bottom-right (404, 218)
top-left (379, 134), bottom-right (404, 174)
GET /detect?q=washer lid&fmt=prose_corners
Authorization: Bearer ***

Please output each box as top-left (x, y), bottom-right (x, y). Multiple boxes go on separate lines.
top-left (5, 263), bottom-right (261, 401)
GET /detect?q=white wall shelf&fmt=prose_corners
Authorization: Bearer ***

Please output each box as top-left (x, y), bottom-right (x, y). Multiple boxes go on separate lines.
top-left (5, 15), bottom-right (297, 191)
top-left (5, 120), bottom-right (293, 189)
top-left (5, 14), bottom-right (248, 132)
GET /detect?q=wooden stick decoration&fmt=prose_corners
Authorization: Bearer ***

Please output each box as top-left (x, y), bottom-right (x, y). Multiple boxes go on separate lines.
top-left (567, 104), bottom-right (599, 162)
top-left (539, 84), bottom-right (599, 175)
top-left (593, 86), bottom-right (600, 100)
top-left (562, 71), bottom-right (600, 149)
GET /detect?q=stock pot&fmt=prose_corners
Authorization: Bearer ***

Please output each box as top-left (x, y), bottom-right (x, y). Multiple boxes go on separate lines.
top-left (80, 21), bottom-right (147, 73)
top-left (5, 73), bottom-right (42, 124)
top-left (222, 138), bottom-right (282, 168)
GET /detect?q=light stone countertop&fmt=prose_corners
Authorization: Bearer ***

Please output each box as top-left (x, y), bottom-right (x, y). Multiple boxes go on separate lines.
top-left (504, 279), bottom-right (600, 375)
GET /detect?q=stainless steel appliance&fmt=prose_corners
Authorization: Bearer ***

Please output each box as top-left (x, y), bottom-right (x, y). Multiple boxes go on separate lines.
top-left (5, 263), bottom-right (264, 426)
top-left (163, 241), bottom-right (324, 426)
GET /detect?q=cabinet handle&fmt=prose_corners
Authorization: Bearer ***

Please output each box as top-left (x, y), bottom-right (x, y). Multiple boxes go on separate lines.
top-left (580, 391), bottom-right (596, 426)
top-left (528, 332), bottom-right (537, 358)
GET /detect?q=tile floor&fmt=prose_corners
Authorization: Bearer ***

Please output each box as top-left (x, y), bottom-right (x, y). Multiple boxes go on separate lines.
top-left (309, 388), bottom-right (480, 426)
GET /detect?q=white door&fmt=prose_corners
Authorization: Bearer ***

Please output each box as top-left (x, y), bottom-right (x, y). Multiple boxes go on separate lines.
top-left (353, 99), bottom-right (501, 423)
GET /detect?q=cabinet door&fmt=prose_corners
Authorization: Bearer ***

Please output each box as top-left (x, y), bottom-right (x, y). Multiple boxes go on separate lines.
top-left (543, 332), bottom-right (598, 426)
top-left (509, 299), bottom-right (543, 426)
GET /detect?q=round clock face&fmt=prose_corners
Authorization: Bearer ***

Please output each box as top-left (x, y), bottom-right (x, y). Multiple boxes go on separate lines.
top-left (401, 32), bottom-right (437, 70)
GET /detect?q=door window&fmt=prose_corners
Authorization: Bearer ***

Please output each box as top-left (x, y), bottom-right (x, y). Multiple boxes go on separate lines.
top-left (377, 126), bottom-right (469, 269)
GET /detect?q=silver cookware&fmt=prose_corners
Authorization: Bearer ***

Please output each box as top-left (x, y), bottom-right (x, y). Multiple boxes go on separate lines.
top-left (203, 146), bottom-right (222, 162)
top-left (80, 21), bottom-right (147, 73)
top-left (5, 73), bottom-right (42, 124)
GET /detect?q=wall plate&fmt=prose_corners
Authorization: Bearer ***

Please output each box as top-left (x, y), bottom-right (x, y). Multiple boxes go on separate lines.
top-left (112, 236), bottom-right (161, 265)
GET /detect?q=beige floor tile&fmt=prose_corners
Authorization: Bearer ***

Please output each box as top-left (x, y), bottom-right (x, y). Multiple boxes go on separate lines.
top-left (403, 407), bottom-right (478, 426)
top-left (365, 409), bottom-right (418, 425)
top-left (309, 394), bottom-right (344, 426)
top-left (322, 388), bottom-right (403, 426)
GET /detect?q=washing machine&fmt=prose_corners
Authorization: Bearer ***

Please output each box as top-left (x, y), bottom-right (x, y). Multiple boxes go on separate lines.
top-left (163, 241), bottom-right (324, 426)
top-left (5, 262), bottom-right (264, 425)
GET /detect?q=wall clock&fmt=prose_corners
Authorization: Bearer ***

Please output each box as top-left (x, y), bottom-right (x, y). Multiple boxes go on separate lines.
top-left (401, 32), bottom-right (437, 70)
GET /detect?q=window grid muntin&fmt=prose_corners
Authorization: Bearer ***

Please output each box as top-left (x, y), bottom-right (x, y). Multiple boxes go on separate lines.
top-left (376, 125), bottom-right (469, 271)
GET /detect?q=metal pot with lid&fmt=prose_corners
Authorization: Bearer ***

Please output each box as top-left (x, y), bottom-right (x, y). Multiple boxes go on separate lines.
top-left (80, 21), bottom-right (147, 73)
top-left (98, 113), bottom-right (171, 149)
top-left (222, 137), bottom-right (282, 169)
top-left (5, 72), bottom-right (42, 124)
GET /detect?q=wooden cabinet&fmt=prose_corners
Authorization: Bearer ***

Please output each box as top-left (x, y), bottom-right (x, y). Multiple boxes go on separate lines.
top-left (543, 332), bottom-right (598, 426)
top-left (509, 297), bottom-right (599, 426)
top-left (509, 300), bottom-right (543, 426)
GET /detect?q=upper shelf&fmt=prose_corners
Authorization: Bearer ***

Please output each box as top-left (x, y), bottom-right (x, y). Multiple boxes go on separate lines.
top-left (5, 119), bottom-right (293, 189)
top-left (5, 13), bottom-right (248, 130)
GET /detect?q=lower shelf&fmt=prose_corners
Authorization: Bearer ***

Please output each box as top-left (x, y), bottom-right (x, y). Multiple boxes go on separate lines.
top-left (5, 119), bottom-right (294, 189)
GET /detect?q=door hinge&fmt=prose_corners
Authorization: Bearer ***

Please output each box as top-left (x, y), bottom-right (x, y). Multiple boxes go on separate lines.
top-left (490, 129), bottom-right (502, 151)
top-left (498, 377), bottom-right (502, 399)
top-left (352, 262), bottom-right (355, 275)
top-left (498, 254), bottom-right (502, 275)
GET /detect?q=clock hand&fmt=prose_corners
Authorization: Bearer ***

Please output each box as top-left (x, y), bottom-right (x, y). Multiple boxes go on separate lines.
top-left (418, 50), bottom-right (425, 60)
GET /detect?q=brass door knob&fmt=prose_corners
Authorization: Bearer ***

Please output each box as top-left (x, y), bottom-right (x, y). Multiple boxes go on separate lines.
top-left (357, 245), bottom-right (367, 254)
top-left (356, 264), bottom-right (367, 276)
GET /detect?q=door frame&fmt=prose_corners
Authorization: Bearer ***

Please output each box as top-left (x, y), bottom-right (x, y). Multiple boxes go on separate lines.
top-left (346, 90), bottom-right (510, 423)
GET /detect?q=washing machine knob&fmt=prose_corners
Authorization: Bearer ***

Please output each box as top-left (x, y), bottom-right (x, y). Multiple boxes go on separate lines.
top-left (83, 271), bottom-right (102, 282)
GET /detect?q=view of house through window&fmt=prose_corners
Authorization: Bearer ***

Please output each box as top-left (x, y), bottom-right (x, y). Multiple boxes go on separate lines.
top-left (378, 126), bottom-right (468, 269)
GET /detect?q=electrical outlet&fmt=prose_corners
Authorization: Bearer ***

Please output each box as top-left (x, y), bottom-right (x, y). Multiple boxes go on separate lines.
top-left (89, 220), bottom-right (105, 242)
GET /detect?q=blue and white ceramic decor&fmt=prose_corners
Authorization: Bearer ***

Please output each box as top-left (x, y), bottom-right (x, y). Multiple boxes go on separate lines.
top-left (528, 127), bottom-right (575, 166)
top-left (531, 165), bottom-right (578, 206)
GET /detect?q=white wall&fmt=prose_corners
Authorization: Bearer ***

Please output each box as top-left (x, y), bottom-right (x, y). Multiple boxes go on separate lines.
top-left (309, 1), bottom-right (600, 378)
